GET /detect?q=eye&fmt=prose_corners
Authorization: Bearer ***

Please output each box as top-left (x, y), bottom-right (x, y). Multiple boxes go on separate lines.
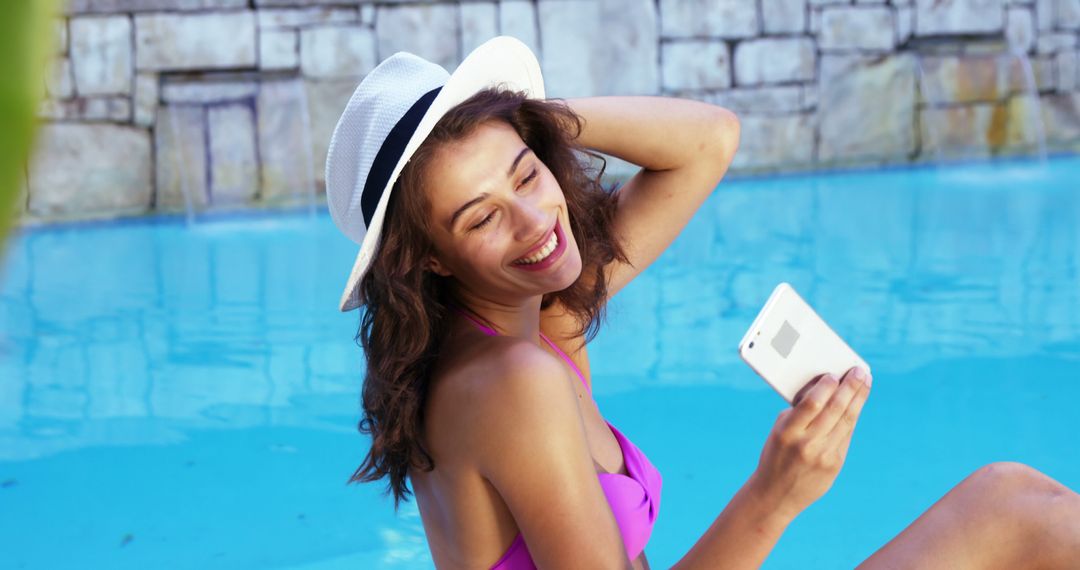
top-left (518, 168), bottom-right (538, 188)
top-left (470, 212), bottom-right (495, 231)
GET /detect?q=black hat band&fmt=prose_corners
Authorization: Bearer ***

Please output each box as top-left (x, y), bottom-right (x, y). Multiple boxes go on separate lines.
top-left (360, 86), bottom-right (443, 227)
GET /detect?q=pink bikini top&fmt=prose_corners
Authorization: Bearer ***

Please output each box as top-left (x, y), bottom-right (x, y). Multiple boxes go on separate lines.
top-left (451, 308), bottom-right (662, 569)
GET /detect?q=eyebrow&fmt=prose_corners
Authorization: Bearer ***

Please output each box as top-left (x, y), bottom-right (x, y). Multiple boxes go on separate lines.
top-left (448, 147), bottom-right (532, 229)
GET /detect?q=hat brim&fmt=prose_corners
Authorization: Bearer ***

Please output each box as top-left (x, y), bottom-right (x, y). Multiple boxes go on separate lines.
top-left (338, 36), bottom-right (545, 312)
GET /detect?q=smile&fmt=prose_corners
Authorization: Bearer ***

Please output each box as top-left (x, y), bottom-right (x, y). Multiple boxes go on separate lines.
top-left (511, 220), bottom-right (568, 271)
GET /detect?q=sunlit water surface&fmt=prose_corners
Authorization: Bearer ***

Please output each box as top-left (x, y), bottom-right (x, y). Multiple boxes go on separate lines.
top-left (2, 157), bottom-right (1079, 569)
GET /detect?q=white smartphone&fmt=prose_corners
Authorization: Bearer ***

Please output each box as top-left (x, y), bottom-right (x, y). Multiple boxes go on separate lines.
top-left (738, 283), bottom-right (870, 405)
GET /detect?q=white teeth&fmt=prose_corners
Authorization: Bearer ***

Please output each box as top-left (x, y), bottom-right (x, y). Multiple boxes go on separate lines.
top-left (515, 232), bottom-right (559, 265)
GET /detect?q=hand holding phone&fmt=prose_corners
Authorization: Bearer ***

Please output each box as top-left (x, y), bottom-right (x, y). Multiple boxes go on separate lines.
top-left (739, 283), bottom-right (874, 519)
top-left (738, 283), bottom-right (871, 404)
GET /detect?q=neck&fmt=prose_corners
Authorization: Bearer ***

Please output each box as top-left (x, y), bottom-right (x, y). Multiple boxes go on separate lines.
top-left (450, 290), bottom-right (545, 343)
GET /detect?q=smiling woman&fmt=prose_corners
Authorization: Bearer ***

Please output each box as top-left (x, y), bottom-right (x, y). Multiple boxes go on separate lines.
top-left (325, 36), bottom-right (1080, 570)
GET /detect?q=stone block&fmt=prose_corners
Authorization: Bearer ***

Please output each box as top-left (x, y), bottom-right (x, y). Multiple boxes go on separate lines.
top-left (305, 79), bottom-right (360, 189)
top-left (300, 25), bottom-right (375, 79)
top-left (1036, 0), bottom-right (1054, 30)
top-left (897, 5), bottom-right (914, 44)
top-left (39, 97), bottom-right (131, 121)
top-left (461, 2), bottom-right (498, 55)
top-left (1005, 7), bottom-right (1035, 52)
top-left (1055, 0), bottom-right (1080, 29)
top-left (818, 54), bottom-right (916, 162)
top-left (260, 28), bottom-right (299, 70)
top-left (28, 123), bottom-right (152, 217)
top-left (155, 105), bottom-right (208, 210)
top-left (709, 86), bottom-right (803, 113)
top-left (763, 0), bottom-right (807, 33)
top-left (1031, 56), bottom-right (1054, 90)
top-left (918, 103), bottom-right (1005, 157)
top-left (45, 57), bottom-right (74, 99)
top-left (734, 38), bottom-right (816, 86)
top-left (915, 0), bottom-right (1005, 36)
top-left (133, 72), bottom-right (158, 127)
top-left (918, 55), bottom-right (1023, 105)
top-left (207, 104), bottom-right (259, 204)
top-left (802, 84), bottom-right (818, 108)
top-left (539, 0), bottom-right (659, 97)
top-left (820, 7), bottom-right (896, 51)
top-left (1037, 33), bottom-right (1078, 54)
top-left (70, 15), bottom-right (132, 96)
top-left (66, 0), bottom-right (246, 13)
top-left (135, 11), bottom-right (256, 71)
top-left (659, 0), bottom-right (759, 39)
top-left (662, 41), bottom-right (731, 91)
top-left (731, 114), bottom-right (815, 170)
top-left (1040, 92), bottom-right (1080, 143)
top-left (376, 4), bottom-right (459, 70)
top-left (499, 0), bottom-right (539, 55)
top-left (257, 79), bottom-right (317, 200)
top-left (257, 7), bottom-right (358, 29)
top-left (81, 96), bottom-right (131, 121)
top-left (1056, 50), bottom-right (1078, 90)
top-left (360, 4), bottom-right (374, 24)
top-left (161, 77), bottom-right (258, 103)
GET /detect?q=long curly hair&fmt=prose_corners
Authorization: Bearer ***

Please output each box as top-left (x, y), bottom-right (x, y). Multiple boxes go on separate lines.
top-left (348, 89), bottom-right (629, 508)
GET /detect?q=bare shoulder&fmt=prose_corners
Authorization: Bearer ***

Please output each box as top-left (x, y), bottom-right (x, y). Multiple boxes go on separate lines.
top-left (429, 334), bottom-right (628, 567)
top-left (430, 336), bottom-right (580, 462)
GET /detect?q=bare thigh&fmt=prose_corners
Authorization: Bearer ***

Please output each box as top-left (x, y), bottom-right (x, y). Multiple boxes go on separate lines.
top-left (858, 462), bottom-right (1080, 570)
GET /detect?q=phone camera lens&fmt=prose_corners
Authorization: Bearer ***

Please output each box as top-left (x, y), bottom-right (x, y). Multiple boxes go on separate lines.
top-left (748, 341), bottom-right (755, 349)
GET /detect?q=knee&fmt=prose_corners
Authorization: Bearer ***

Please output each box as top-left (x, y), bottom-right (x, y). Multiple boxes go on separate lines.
top-left (963, 462), bottom-right (1080, 551)
top-left (964, 462), bottom-right (1063, 499)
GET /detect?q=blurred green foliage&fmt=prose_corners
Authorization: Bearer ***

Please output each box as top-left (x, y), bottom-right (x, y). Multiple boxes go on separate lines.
top-left (0, 0), bottom-right (57, 255)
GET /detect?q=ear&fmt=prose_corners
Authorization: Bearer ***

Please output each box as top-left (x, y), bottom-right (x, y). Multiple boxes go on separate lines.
top-left (427, 254), bottom-right (453, 277)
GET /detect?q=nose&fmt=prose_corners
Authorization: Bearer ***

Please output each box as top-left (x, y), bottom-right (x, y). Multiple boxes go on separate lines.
top-left (510, 194), bottom-right (550, 243)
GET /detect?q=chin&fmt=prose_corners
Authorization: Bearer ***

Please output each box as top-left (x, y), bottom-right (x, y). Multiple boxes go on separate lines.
top-left (552, 251), bottom-right (584, 292)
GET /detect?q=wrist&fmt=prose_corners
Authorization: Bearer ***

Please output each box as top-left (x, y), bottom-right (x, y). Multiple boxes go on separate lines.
top-left (742, 472), bottom-right (800, 531)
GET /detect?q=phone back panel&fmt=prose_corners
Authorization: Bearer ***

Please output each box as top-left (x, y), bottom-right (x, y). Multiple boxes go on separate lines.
top-left (738, 283), bottom-right (870, 404)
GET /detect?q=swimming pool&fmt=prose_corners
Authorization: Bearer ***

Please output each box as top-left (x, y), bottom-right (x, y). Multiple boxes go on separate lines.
top-left (2, 157), bottom-right (1078, 568)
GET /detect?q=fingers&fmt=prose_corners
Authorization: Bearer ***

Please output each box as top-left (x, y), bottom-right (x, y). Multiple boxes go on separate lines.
top-left (805, 367), bottom-right (868, 438)
top-left (788, 373), bottom-right (840, 430)
top-left (828, 369), bottom-right (872, 450)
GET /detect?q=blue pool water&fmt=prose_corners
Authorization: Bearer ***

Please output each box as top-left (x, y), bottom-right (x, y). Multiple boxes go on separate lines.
top-left (1, 157), bottom-right (1079, 569)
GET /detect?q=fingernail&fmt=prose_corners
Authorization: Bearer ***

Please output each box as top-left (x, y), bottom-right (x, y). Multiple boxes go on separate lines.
top-left (866, 373), bottom-right (873, 388)
top-left (853, 367), bottom-right (866, 381)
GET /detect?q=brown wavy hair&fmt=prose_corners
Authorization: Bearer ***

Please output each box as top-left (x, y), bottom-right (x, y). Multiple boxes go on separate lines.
top-left (348, 89), bottom-right (629, 508)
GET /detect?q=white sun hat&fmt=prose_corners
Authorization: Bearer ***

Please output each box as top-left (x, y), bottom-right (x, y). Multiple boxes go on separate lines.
top-left (325, 36), bottom-right (545, 312)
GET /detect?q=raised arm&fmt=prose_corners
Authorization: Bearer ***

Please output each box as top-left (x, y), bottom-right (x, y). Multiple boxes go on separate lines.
top-left (565, 96), bottom-right (740, 298)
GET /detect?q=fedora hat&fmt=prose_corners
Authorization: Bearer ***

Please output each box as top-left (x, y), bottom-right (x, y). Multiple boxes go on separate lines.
top-left (325, 36), bottom-right (545, 312)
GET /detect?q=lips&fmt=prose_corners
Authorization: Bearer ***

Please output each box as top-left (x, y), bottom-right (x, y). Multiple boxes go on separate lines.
top-left (511, 219), bottom-right (568, 272)
top-left (513, 226), bottom-right (557, 265)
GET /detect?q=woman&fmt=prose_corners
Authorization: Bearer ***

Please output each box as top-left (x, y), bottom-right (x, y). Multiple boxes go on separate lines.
top-left (325, 37), bottom-right (1080, 569)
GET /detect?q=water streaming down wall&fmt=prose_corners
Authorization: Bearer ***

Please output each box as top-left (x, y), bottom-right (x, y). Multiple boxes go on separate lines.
top-left (913, 37), bottom-right (1052, 165)
top-left (915, 46), bottom-right (1049, 165)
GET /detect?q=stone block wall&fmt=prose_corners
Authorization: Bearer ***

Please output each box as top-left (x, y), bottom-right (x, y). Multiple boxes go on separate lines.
top-left (23, 0), bottom-right (1080, 222)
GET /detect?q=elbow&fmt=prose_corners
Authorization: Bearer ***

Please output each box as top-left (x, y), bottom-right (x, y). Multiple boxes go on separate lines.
top-left (713, 107), bottom-right (741, 167)
top-left (700, 107), bottom-right (740, 184)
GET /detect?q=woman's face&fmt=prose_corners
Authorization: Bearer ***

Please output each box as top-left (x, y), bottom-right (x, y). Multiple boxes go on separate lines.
top-left (422, 119), bottom-right (583, 305)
